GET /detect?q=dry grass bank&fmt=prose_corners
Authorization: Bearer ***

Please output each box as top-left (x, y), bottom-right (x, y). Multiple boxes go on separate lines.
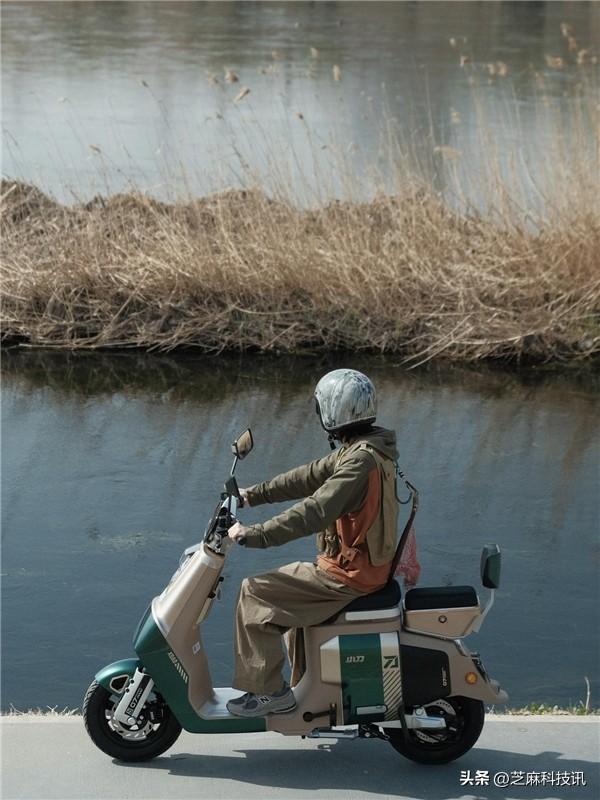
top-left (2, 175), bottom-right (599, 365)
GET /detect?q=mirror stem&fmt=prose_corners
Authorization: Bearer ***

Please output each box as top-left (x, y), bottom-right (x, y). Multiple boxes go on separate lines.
top-left (230, 455), bottom-right (239, 476)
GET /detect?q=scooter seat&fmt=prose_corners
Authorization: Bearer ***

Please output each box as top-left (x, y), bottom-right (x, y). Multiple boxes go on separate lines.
top-left (343, 579), bottom-right (402, 612)
top-left (404, 585), bottom-right (478, 610)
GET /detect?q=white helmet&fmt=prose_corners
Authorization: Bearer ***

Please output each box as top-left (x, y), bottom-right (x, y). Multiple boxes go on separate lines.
top-left (314, 369), bottom-right (377, 433)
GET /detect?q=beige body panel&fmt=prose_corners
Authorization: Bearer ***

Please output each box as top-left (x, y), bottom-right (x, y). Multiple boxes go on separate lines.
top-left (153, 545), bottom-right (226, 714)
top-left (266, 610), bottom-right (506, 736)
top-left (403, 605), bottom-right (482, 638)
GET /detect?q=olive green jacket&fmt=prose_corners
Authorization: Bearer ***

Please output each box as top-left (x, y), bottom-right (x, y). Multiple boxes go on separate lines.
top-left (243, 426), bottom-right (400, 565)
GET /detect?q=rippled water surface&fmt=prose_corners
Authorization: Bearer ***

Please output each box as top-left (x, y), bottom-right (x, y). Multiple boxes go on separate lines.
top-left (2, 2), bottom-right (599, 712)
top-left (2, 1), bottom-right (598, 201)
top-left (1, 351), bottom-right (598, 710)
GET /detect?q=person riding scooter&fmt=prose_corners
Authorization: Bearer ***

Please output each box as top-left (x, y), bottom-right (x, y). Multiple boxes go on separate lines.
top-left (86, 385), bottom-right (506, 763)
top-left (226, 368), bottom-right (401, 718)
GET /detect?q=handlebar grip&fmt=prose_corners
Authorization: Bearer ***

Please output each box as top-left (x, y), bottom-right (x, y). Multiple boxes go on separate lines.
top-left (238, 536), bottom-right (247, 546)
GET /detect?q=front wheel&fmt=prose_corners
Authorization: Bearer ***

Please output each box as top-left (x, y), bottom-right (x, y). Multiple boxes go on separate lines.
top-left (83, 679), bottom-right (182, 762)
top-left (384, 696), bottom-right (485, 765)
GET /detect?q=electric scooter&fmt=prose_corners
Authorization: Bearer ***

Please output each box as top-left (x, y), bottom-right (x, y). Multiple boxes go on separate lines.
top-left (83, 428), bottom-right (508, 765)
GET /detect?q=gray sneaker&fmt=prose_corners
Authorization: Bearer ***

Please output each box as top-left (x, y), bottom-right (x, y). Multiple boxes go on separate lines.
top-left (227, 685), bottom-right (296, 718)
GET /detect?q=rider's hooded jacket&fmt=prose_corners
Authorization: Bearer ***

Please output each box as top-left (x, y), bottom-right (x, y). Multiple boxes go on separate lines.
top-left (243, 426), bottom-right (400, 593)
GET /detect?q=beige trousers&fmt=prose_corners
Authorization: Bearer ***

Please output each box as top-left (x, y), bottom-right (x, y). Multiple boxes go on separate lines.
top-left (232, 561), bottom-right (363, 694)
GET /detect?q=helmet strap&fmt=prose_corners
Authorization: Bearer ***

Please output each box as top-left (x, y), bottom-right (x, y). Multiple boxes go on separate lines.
top-left (327, 433), bottom-right (337, 451)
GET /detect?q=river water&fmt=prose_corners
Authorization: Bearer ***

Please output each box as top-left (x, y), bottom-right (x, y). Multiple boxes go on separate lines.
top-left (2, 0), bottom-right (599, 713)
top-left (1, 351), bottom-right (598, 711)
top-left (2, 1), bottom-right (598, 203)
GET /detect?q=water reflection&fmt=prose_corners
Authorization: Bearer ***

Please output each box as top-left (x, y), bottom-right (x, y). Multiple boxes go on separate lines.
top-left (3, 348), bottom-right (598, 401)
top-left (2, 1), bottom-right (598, 202)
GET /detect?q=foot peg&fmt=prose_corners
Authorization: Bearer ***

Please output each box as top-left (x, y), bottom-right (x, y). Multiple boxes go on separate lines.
top-left (307, 727), bottom-right (358, 740)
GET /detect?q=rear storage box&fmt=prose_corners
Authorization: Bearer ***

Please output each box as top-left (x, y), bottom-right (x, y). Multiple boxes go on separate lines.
top-left (403, 585), bottom-right (480, 638)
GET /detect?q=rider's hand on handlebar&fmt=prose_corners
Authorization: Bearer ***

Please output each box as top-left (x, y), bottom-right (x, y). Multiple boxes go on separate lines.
top-left (239, 489), bottom-right (249, 508)
top-left (228, 522), bottom-right (251, 544)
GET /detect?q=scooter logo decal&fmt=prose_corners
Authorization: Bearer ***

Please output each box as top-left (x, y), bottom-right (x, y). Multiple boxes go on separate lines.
top-left (441, 667), bottom-right (448, 687)
top-left (192, 642), bottom-right (201, 655)
top-left (168, 650), bottom-right (189, 684)
top-left (125, 683), bottom-right (147, 716)
top-left (383, 655), bottom-right (399, 669)
top-left (345, 655), bottom-right (365, 664)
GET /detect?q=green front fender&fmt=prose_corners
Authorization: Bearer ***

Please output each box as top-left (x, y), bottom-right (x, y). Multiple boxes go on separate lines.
top-left (95, 658), bottom-right (141, 695)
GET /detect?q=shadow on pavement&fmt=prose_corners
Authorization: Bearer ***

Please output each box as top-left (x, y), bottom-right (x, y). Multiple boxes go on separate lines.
top-left (121, 741), bottom-right (598, 799)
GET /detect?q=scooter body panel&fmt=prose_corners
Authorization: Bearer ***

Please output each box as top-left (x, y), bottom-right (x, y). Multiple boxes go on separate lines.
top-left (133, 598), bottom-right (266, 733)
top-left (338, 631), bottom-right (404, 724)
top-left (266, 604), bottom-right (506, 736)
top-left (266, 617), bottom-right (403, 735)
top-left (399, 629), bottom-right (508, 705)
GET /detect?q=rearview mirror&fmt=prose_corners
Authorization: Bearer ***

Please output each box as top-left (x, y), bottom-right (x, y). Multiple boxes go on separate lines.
top-left (481, 544), bottom-right (501, 589)
top-left (232, 429), bottom-right (254, 460)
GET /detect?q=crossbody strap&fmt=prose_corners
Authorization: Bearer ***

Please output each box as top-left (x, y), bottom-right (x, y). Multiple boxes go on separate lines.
top-left (388, 471), bottom-right (419, 580)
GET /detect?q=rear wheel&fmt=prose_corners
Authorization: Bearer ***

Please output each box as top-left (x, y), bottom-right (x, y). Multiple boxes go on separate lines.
top-left (83, 679), bottom-right (182, 762)
top-left (384, 696), bottom-right (485, 765)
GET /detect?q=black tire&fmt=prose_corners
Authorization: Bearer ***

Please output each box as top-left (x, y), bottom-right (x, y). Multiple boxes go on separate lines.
top-left (384, 696), bottom-right (485, 765)
top-left (83, 679), bottom-right (182, 762)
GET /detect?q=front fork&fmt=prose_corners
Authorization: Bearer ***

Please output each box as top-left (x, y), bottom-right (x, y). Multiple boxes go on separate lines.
top-left (112, 668), bottom-right (155, 726)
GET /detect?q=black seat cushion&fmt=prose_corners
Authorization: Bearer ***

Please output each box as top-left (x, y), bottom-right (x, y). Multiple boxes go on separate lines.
top-left (405, 585), bottom-right (478, 611)
top-left (344, 580), bottom-right (402, 612)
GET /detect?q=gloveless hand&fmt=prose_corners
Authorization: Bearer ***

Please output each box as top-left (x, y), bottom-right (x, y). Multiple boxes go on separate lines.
top-left (228, 522), bottom-right (251, 543)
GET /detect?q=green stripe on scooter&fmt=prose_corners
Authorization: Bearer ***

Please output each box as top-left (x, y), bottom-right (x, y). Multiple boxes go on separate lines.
top-left (339, 633), bottom-right (385, 723)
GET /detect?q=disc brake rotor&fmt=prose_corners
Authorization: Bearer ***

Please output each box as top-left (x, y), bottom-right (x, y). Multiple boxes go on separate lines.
top-left (106, 696), bottom-right (156, 740)
top-left (413, 699), bottom-right (457, 744)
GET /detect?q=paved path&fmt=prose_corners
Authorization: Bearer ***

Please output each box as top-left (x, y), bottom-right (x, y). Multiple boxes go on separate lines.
top-left (1, 715), bottom-right (598, 800)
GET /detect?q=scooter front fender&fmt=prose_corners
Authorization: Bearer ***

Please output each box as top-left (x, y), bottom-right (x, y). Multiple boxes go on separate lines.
top-left (95, 658), bottom-right (141, 696)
